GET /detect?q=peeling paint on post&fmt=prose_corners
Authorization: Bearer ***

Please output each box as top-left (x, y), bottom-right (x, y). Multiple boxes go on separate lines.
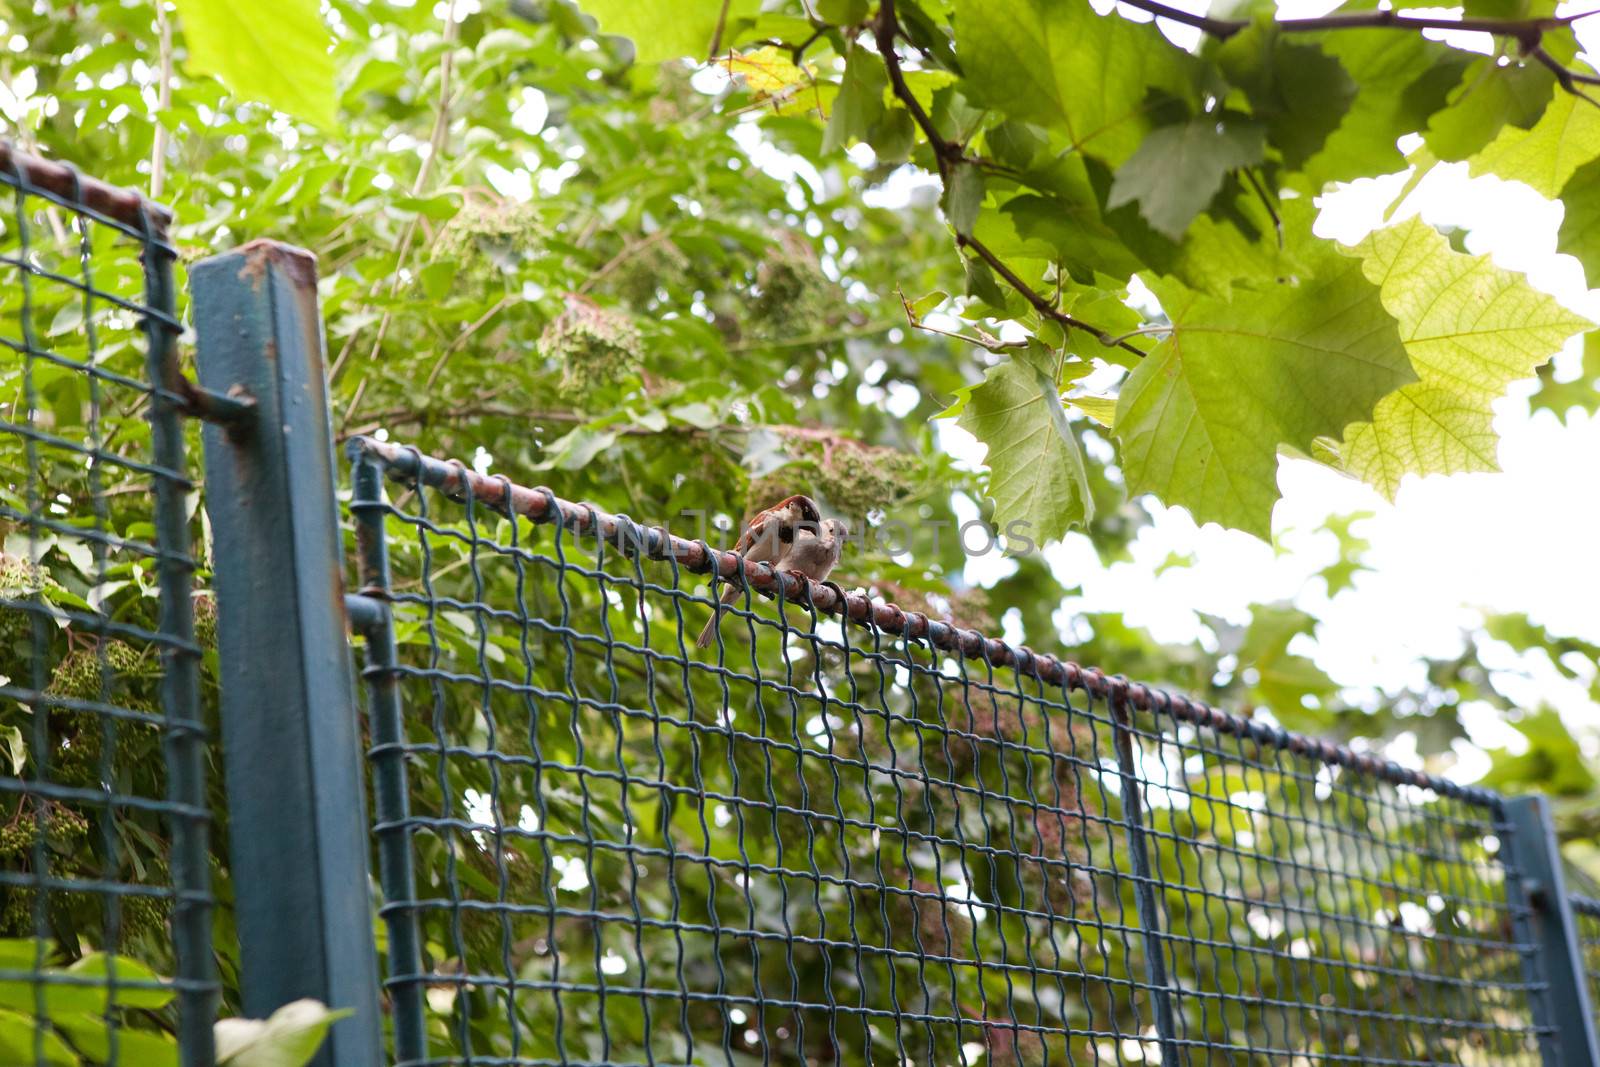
top-left (192, 240), bottom-right (382, 1067)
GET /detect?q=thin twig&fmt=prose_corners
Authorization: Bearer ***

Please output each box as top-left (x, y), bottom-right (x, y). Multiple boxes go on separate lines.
top-left (898, 286), bottom-right (1024, 352)
top-left (420, 292), bottom-right (517, 392)
top-left (1100, 324), bottom-right (1174, 347)
top-left (708, 0), bottom-right (734, 61)
top-left (1118, 0), bottom-right (1600, 100)
top-left (1118, 0), bottom-right (1587, 43)
top-left (874, 0), bottom-right (1148, 359)
top-left (1530, 45), bottom-right (1600, 107)
top-left (1242, 168), bottom-right (1283, 248)
top-left (150, 1), bottom-right (173, 201)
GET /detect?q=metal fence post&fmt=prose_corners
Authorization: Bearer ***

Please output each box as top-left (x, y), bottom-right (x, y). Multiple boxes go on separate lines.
top-left (1108, 689), bottom-right (1183, 1066)
top-left (347, 443), bottom-right (427, 1065)
top-left (191, 240), bottom-right (382, 1067)
top-left (1503, 795), bottom-right (1600, 1067)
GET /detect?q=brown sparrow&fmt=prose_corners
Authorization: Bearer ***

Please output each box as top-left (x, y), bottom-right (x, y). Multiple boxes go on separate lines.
top-left (777, 517), bottom-right (848, 584)
top-left (696, 494), bottom-right (821, 648)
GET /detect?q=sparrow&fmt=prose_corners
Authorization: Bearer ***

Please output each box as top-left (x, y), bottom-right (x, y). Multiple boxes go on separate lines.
top-left (696, 494), bottom-right (822, 648)
top-left (776, 517), bottom-right (848, 584)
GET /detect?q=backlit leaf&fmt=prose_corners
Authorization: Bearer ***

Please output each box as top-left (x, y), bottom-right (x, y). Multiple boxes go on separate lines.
top-left (579, 0), bottom-right (761, 64)
top-left (958, 352), bottom-right (1095, 541)
top-left (1338, 217), bottom-right (1593, 497)
top-left (1113, 212), bottom-right (1413, 537)
top-left (1108, 116), bottom-right (1265, 239)
top-left (171, 0), bottom-right (336, 128)
top-left (954, 0), bottom-right (1199, 166)
top-left (1469, 83), bottom-right (1600, 197)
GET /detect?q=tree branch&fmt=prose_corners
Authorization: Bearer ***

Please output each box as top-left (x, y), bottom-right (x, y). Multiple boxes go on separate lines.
top-left (874, 0), bottom-right (1149, 359)
top-left (1118, 0), bottom-right (1596, 45)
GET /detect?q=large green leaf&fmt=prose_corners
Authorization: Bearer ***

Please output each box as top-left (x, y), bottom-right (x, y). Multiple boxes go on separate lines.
top-left (1467, 83), bottom-right (1600, 196)
top-left (1557, 155), bottom-right (1600, 281)
top-left (578, 0), bottom-right (761, 64)
top-left (0, 1010), bottom-right (74, 1067)
top-left (1338, 218), bottom-right (1593, 498)
top-left (1423, 58), bottom-right (1554, 163)
top-left (955, 352), bottom-right (1094, 542)
top-left (0, 951), bottom-right (174, 1016)
top-left (1108, 116), bottom-right (1265, 239)
top-left (954, 0), bottom-right (1199, 166)
top-left (1213, 25), bottom-right (1355, 171)
top-left (171, 0), bottom-right (336, 128)
top-left (1113, 216), bottom-right (1413, 537)
top-left (1300, 31), bottom-right (1467, 188)
top-left (822, 43), bottom-right (886, 154)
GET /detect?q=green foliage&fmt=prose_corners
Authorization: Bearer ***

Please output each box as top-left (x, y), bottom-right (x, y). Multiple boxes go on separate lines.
top-left (1108, 115), bottom-right (1265, 239)
top-left (569, 0), bottom-right (1600, 542)
top-left (1114, 220), bottom-right (1413, 536)
top-left (169, 0), bottom-right (336, 127)
top-left (952, 349), bottom-right (1094, 540)
top-left (3, 0), bottom-right (1599, 1058)
top-left (1338, 217), bottom-right (1592, 496)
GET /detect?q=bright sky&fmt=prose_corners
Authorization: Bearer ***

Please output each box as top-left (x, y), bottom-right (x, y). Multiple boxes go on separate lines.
top-left (946, 1), bottom-right (1600, 778)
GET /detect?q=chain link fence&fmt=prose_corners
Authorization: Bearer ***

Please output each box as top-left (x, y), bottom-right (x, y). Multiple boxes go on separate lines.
top-left (0, 144), bottom-right (214, 1065)
top-left (344, 438), bottom-right (1560, 1067)
top-left (1576, 895), bottom-right (1600, 1040)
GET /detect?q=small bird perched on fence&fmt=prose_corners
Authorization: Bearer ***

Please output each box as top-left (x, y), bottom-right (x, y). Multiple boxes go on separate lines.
top-left (696, 494), bottom-right (835, 648)
top-left (777, 517), bottom-right (849, 584)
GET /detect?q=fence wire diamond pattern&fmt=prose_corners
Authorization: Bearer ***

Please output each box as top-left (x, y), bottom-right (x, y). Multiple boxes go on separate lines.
top-left (346, 437), bottom-right (1551, 1067)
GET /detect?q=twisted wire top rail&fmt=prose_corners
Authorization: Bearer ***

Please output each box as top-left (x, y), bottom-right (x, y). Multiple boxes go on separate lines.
top-left (349, 435), bottom-right (1504, 808)
top-left (0, 141), bottom-right (173, 240)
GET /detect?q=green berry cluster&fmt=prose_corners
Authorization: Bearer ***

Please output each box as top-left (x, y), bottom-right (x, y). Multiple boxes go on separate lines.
top-left (0, 553), bottom-right (56, 649)
top-left (748, 434), bottom-right (922, 525)
top-left (0, 803), bottom-right (91, 860)
top-left (436, 197), bottom-right (543, 274)
top-left (538, 295), bottom-right (643, 398)
top-left (43, 642), bottom-right (157, 786)
top-left (749, 234), bottom-right (837, 339)
top-left (812, 440), bottom-right (923, 519)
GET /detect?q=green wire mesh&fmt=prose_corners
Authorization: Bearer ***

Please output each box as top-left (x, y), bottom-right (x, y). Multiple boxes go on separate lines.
top-left (0, 145), bottom-right (214, 1066)
top-left (1576, 895), bottom-right (1600, 1041)
top-left (348, 439), bottom-right (1552, 1067)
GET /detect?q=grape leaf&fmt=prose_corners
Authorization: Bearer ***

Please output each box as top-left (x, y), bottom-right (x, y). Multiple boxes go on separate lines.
top-left (1300, 31), bottom-right (1467, 188)
top-left (958, 352), bottom-right (1094, 542)
top-left (725, 46), bottom-right (810, 97)
top-left (954, 0), bottom-right (1199, 166)
top-left (171, 0), bottom-right (335, 128)
top-left (999, 192), bottom-right (1146, 285)
top-left (1213, 26), bottom-right (1354, 170)
top-left (578, 0), bottom-right (760, 64)
top-left (823, 44), bottom-right (886, 154)
top-left (1108, 116), bottom-right (1265, 240)
top-left (1469, 84), bottom-right (1600, 197)
top-left (1557, 155), bottom-right (1600, 281)
top-left (1423, 58), bottom-right (1554, 163)
top-left (1338, 218), bottom-right (1593, 497)
top-left (1113, 214), bottom-right (1413, 537)
top-left (1529, 333), bottom-right (1600, 423)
